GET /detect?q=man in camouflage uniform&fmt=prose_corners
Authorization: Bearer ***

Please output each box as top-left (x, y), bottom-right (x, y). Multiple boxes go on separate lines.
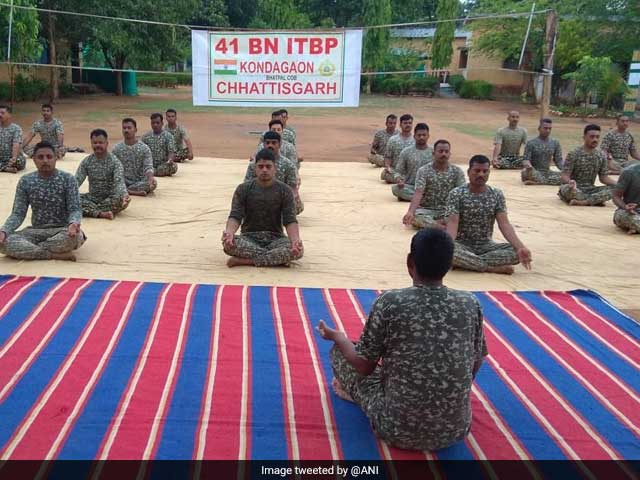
top-left (22, 103), bottom-right (65, 158)
top-left (612, 163), bottom-right (640, 234)
top-left (75, 129), bottom-right (129, 220)
top-left (278, 109), bottom-right (297, 146)
top-left (257, 119), bottom-right (298, 167)
top-left (164, 108), bottom-right (193, 162)
top-left (368, 114), bottom-right (398, 167)
top-left (521, 118), bottom-right (563, 185)
top-left (0, 141), bottom-right (85, 261)
top-left (112, 118), bottom-right (157, 196)
top-left (141, 113), bottom-right (177, 177)
top-left (0, 104), bottom-right (26, 173)
top-left (245, 131), bottom-right (303, 214)
top-left (492, 111), bottom-right (527, 169)
top-left (446, 155), bottom-right (532, 274)
top-left (600, 115), bottom-right (640, 174)
top-left (382, 114), bottom-right (414, 183)
top-left (317, 228), bottom-right (487, 451)
top-left (223, 149), bottom-right (303, 267)
top-left (403, 140), bottom-right (465, 229)
top-left (392, 123), bottom-right (433, 201)
top-left (559, 124), bottom-right (616, 206)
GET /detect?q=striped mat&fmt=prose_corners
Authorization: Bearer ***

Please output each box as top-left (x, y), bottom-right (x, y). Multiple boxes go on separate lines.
top-left (0, 275), bottom-right (638, 464)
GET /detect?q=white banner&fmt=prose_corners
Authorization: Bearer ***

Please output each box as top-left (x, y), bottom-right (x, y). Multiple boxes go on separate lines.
top-left (192, 30), bottom-right (362, 107)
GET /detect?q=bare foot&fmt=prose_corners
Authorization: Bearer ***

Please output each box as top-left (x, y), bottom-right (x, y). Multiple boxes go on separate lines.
top-left (628, 228), bottom-right (637, 235)
top-left (594, 202), bottom-right (606, 207)
top-left (487, 265), bottom-right (515, 275)
top-left (227, 256), bottom-right (254, 268)
top-left (569, 199), bottom-right (590, 206)
top-left (523, 180), bottom-right (537, 185)
top-left (332, 378), bottom-right (355, 403)
top-left (51, 252), bottom-right (76, 262)
top-left (2, 166), bottom-right (17, 174)
top-left (97, 211), bottom-right (114, 220)
top-left (128, 190), bottom-right (147, 197)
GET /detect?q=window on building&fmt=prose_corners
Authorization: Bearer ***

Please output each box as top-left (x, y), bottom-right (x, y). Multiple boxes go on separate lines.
top-left (458, 49), bottom-right (468, 69)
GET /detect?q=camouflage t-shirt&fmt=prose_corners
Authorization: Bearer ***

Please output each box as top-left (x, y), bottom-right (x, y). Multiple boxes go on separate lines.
top-left (164, 124), bottom-right (188, 148)
top-left (31, 118), bottom-right (64, 146)
top-left (229, 179), bottom-right (297, 235)
top-left (1, 170), bottom-right (82, 233)
top-left (601, 130), bottom-right (637, 161)
top-left (615, 163), bottom-right (640, 208)
top-left (495, 126), bottom-right (527, 156)
top-left (563, 146), bottom-right (608, 189)
top-left (282, 127), bottom-right (296, 145)
top-left (0, 123), bottom-right (23, 166)
top-left (112, 141), bottom-right (154, 185)
top-left (395, 145), bottom-right (433, 184)
top-left (244, 155), bottom-right (298, 190)
top-left (356, 285), bottom-right (487, 451)
top-left (384, 134), bottom-right (415, 169)
top-left (524, 137), bottom-right (563, 171)
top-left (75, 152), bottom-right (127, 200)
top-left (446, 184), bottom-right (507, 242)
top-left (141, 130), bottom-right (175, 167)
top-left (257, 139), bottom-right (297, 165)
top-left (415, 162), bottom-right (466, 210)
top-left (371, 128), bottom-right (398, 156)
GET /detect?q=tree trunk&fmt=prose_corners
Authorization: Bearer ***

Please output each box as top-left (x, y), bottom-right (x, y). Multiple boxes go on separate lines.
top-left (47, 13), bottom-right (59, 101)
top-left (115, 71), bottom-right (123, 96)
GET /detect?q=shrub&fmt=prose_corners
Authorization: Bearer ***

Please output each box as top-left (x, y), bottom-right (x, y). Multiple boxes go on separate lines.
top-left (137, 74), bottom-right (178, 88)
top-left (408, 76), bottom-right (439, 94)
top-left (59, 83), bottom-right (75, 98)
top-left (459, 80), bottom-right (494, 100)
top-left (380, 77), bottom-right (406, 95)
top-left (448, 74), bottom-right (465, 93)
top-left (0, 75), bottom-right (48, 101)
top-left (175, 73), bottom-right (192, 85)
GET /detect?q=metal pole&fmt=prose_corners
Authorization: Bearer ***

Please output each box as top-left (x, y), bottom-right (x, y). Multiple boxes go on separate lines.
top-left (518, 2), bottom-right (536, 69)
top-left (6, 0), bottom-right (14, 61)
top-left (541, 10), bottom-right (558, 119)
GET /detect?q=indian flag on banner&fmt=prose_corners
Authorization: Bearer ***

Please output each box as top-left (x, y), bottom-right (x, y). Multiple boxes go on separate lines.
top-left (214, 59), bottom-right (237, 75)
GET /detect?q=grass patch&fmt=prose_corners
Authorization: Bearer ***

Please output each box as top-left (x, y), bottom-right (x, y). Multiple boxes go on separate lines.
top-left (442, 122), bottom-right (496, 139)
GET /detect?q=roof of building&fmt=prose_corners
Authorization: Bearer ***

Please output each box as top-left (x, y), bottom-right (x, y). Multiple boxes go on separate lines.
top-left (390, 27), bottom-right (472, 40)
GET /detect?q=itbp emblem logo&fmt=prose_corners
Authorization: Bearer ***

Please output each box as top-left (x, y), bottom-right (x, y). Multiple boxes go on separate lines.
top-left (319, 59), bottom-right (336, 77)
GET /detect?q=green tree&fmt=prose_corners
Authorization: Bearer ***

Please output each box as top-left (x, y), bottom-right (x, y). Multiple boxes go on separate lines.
top-left (250, 0), bottom-right (312, 29)
top-left (362, 0), bottom-right (392, 73)
top-left (390, 0), bottom-right (437, 23)
top-left (298, 0), bottom-right (362, 27)
top-left (0, 0), bottom-right (42, 63)
top-left (190, 0), bottom-right (229, 27)
top-left (431, 0), bottom-right (459, 69)
top-left (562, 55), bottom-right (629, 111)
top-left (225, 0), bottom-right (255, 27)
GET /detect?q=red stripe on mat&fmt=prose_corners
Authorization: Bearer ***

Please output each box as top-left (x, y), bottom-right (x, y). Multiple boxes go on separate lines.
top-left (490, 292), bottom-right (640, 434)
top-left (2, 282), bottom-right (141, 460)
top-left (543, 292), bottom-right (640, 365)
top-left (484, 321), bottom-right (620, 460)
top-left (0, 276), bottom-right (38, 318)
top-left (98, 283), bottom-right (191, 460)
top-left (0, 279), bottom-right (91, 403)
top-left (274, 287), bottom-right (340, 460)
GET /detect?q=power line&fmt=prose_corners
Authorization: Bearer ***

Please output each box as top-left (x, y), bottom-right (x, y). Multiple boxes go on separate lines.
top-left (0, 2), bottom-right (552, 32)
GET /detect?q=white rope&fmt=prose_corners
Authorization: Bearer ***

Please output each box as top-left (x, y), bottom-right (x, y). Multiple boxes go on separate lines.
top-left (0, 2), bottom-right (552, 32)
top-left (0, 61), bottom-right (549, 77)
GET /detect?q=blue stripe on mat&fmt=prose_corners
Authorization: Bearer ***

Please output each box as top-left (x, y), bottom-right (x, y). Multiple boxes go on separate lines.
top-left (478, 293), bottom-right (640, 459)
top-left (517, 292), bottom-right (640, 392)
top-left (57, 282), bottom-right (163, 460)
top-left (570, 289), bottom-right (640, 335)
top-left (249, 286), bottom-right (288, 460)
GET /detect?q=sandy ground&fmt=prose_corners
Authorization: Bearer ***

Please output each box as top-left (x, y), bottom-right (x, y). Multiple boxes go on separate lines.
top-left (0, 153), bottom-right (638, 318)
top-left (4, 88), bottom-right (639, 318)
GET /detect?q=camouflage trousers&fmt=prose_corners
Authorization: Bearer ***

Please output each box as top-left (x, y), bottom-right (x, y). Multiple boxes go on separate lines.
top-left (368, 153), bottom-right (384, 167)
top-left (609, 158), bottom-right (640, 174)
top-left (154, 161), bottom-right (178, 177)
top-left (80, 193), bottom-right (129, 218)
top-left (380, 168), bottom-right (397, 184)
top-left (558, 184), bottom-right (612, 205)
top-left (174, 147), bottom-right (190, 163)
top-left (521, 167), bottom-right (561, 185)
top-left (126, 178), bottom-right (156, 195)
top-left (613, 209), bottom-right (640, 233)
top-left (391, 184), bottom-right (415, 201)
top-left (412, 208), bottom-right (446, 230)
top-left (223, 231), bottom-right (303, 267)
top-left (494, 155), bottom-right (524, 169)
top-left (453, 239), bottom-right (518, 272)
top-left (0, 226), bottom-right (85, 260)
top-left (0, 153), bottom-right (26, 172)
